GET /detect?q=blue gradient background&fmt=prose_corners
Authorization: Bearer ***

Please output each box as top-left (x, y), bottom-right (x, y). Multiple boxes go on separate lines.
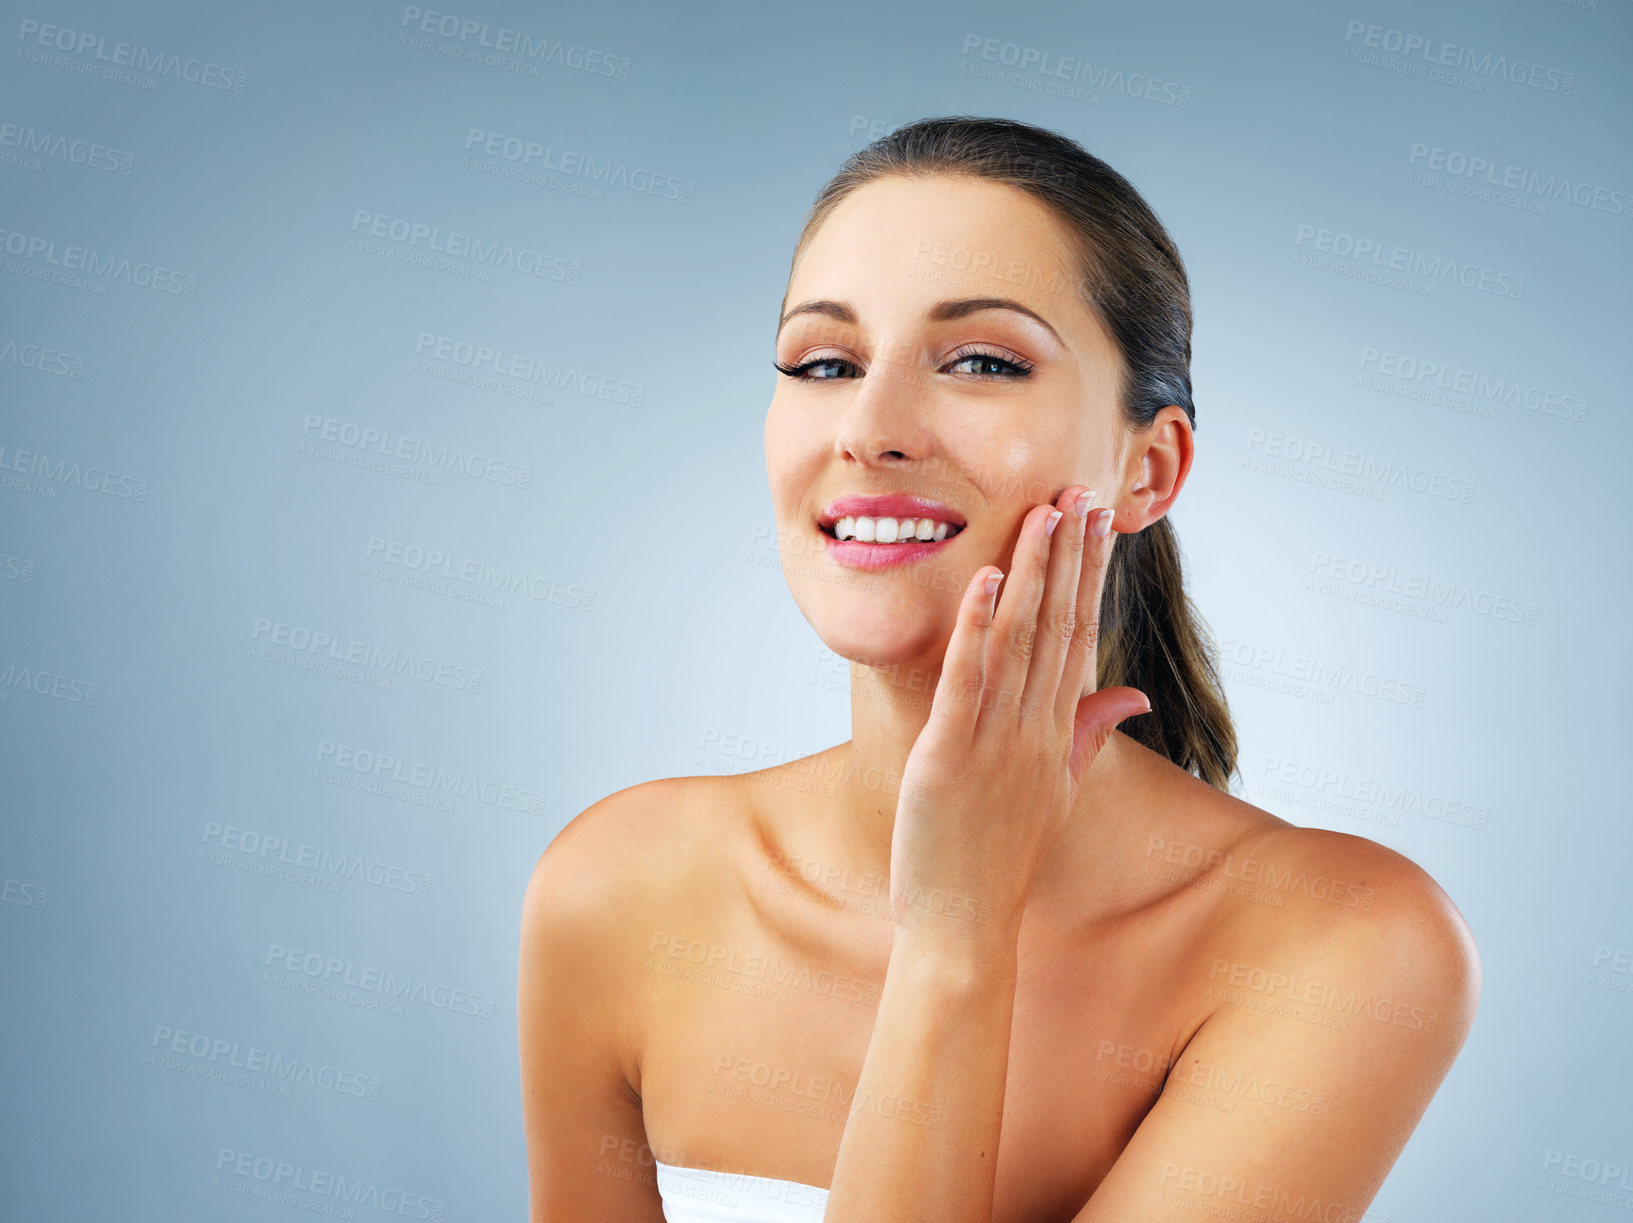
top-left (1, 1), bottom-right (1629, 1219)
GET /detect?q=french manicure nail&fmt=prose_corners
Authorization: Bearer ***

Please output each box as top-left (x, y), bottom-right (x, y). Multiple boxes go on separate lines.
top-left (1075, 490), bottom-right (1095, 518)
top-left (1045, 510), bottom-right (1063, 536)
top-left (1093, 508), bottom-right (1114, 538)
top-left (984, 572), bottom-right (1004, 596)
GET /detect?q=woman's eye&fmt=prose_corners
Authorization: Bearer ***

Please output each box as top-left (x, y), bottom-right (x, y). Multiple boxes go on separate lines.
top-left (948, 352), bottom-right (1031, 378)
top-left (776, 357), bottom-right (858, 380)
top-left (775, 350), bottom-right (1031, 381)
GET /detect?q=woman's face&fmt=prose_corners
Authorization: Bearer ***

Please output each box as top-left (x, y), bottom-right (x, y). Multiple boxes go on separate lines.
top-left (765, 172), bottom-right (1174, 680)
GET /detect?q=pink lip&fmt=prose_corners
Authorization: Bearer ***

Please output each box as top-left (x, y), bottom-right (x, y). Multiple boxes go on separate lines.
top-left (817, 494), bottom-right (967, 531)
top-left (822, 533), bottom-right (960, 569)
top-left (815, 494), bottom-right (967, 571)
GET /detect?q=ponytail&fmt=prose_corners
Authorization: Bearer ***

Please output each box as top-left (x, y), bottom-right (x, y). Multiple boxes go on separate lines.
top-left (1099, 516), bottom-right (1237, 790)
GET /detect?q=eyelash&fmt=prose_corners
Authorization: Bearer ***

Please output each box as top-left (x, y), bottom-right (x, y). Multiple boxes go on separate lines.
top-left (774, 346), bottom-right (1035, 381)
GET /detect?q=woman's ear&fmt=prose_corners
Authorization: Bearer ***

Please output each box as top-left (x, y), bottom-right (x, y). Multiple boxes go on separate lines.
top-left (1117, 405), bottom-right (1193, 532)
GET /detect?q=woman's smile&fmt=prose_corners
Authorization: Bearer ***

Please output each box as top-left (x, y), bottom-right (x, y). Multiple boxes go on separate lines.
top-left (817, 492), bottom-right (968, 570)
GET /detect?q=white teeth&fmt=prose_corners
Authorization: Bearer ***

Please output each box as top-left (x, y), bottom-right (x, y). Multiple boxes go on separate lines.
top-left (832, 515), bottom-right (960, 543)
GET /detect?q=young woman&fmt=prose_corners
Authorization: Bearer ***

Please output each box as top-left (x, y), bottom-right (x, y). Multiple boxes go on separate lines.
top-left (518, 116), bottom-right (1480, 1223)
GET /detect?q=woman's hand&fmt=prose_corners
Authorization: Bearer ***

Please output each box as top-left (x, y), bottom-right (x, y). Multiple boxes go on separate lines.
top-left (889, 484), bottom-right (1152, 952)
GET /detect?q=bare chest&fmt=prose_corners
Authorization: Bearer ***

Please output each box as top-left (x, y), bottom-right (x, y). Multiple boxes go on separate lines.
top-left (637, 906), bottom-right (1199, 1223)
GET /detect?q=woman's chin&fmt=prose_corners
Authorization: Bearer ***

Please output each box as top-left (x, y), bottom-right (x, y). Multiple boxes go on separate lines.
top-left (813, 619), bottom-right (947, 673)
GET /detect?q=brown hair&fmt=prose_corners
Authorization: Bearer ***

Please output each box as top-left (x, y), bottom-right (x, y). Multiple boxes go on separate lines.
top-left (785, 115), bottom-right (1238, 791)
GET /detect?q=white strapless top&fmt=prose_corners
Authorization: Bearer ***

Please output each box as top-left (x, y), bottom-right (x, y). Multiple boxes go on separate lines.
top-left (654, 1158), bottom-right (830, 1222)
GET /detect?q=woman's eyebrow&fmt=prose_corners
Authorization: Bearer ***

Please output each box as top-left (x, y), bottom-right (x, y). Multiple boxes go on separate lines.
top-left (777, 297), bottom-right (1064, 348)
top-left (777, 299), bottom-right (856, 335)
top-left (928, 297), bottom-right (1064, 347)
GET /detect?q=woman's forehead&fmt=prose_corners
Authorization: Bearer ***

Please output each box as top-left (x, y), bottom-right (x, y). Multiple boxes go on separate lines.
top-left (784, 175), bottom-right (1107, 358)
top-left (793, 175), bottom-right (1080, 295)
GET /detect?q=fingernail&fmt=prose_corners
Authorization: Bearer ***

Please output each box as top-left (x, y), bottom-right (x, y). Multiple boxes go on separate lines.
top-left (1044, 509), bottom-right (1063, 536)
top-left (984, 572), bottom-right (1004, 596)
top-left (1075, 490), bottom-right (1095, 518)
top-left (1093, 508), bottom-right (1114, 538)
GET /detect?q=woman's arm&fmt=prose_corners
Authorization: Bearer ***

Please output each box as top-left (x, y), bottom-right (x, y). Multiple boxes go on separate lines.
top-left (1070, 842), bottom-right (1480, 1222)
top-left (822, 922), bottom-right (1024, 1223)
top-left (823, 488), bottom-right (1147, 1222)
top-left (823, 831), bottom-right (1479, 1223)
top-left (518, 787), bottom-right (668, 1223)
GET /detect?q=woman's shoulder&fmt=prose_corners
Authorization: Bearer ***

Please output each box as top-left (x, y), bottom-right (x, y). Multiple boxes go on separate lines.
top-left (517, 773), bottom-right (757, 1115)
top-left (521, 769), bottom-right (783, 970)
top-left (527, 772), bottom-right (750, 908)
top-left (1152, 758), bottom-right (1482, 1032)
top-left (1134, 739), bottom-right (1471, 920)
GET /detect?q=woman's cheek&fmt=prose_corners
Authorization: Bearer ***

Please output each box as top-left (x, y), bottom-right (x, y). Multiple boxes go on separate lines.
top-left (970, 433), bottom-right (1059, 505)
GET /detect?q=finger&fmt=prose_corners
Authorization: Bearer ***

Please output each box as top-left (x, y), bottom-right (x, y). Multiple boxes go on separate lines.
top-left (985, 501), bottom-right (1064, 724)
top-left (1019, 484), bottom-right (1093, 721)
top-left (929, 564), bottom-right (1005, 735)
top-left (1067, 685), bottom-right (1152, 786)
top-left (1055, 503), bottom-right (1118, 723)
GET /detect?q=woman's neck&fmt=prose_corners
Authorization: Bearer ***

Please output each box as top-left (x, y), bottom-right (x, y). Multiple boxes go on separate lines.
top-left (832, 660), bottom-right (1134, 918)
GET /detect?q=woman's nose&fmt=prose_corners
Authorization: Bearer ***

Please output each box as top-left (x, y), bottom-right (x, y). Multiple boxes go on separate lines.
top-left (832, 344), bottom-right (930, 465)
